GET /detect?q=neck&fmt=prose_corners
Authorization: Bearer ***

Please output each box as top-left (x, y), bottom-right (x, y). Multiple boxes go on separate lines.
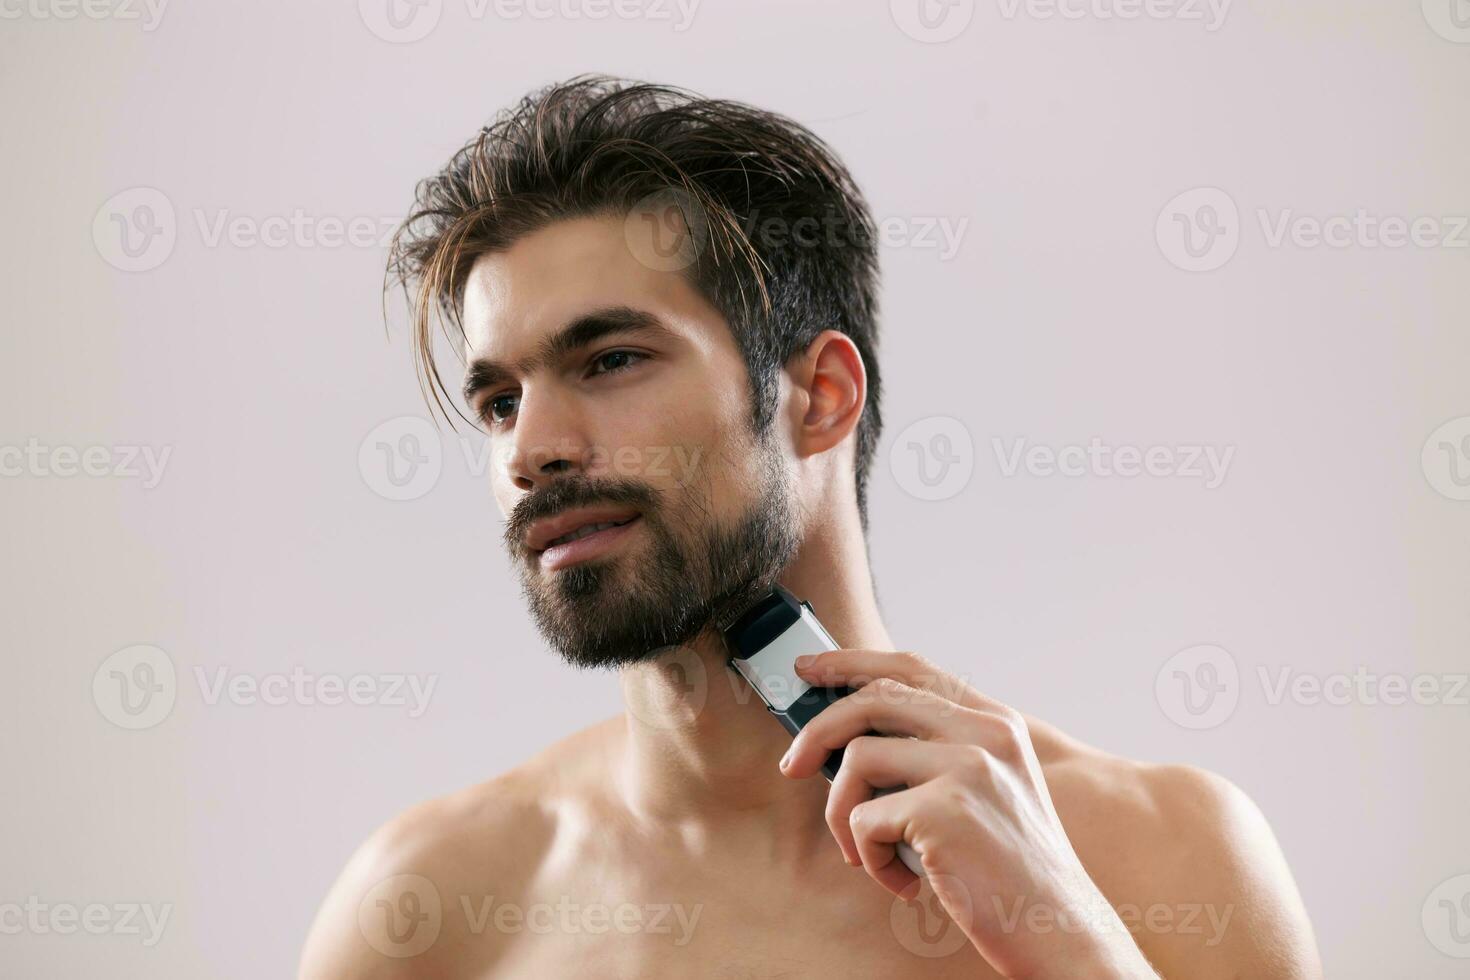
top-left (614, 512), bottom-right (893, 867)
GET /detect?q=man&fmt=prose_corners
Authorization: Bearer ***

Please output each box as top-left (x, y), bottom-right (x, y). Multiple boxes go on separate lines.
top-left (301, 76), bottom-right (1322, 978)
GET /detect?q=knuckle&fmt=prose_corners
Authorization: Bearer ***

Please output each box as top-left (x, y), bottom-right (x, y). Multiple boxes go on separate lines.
top-left (844, 734), bottom-right (878, 764)
top-left (898, 650), bottom-right (931, 674)
top-left (980, 707), bottom-right (1028, 755)
top-left (958, 743), bottom-right (993, 779)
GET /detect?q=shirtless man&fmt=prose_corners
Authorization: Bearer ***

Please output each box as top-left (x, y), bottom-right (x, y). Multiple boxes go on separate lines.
top-left (300, 76), bottom-right (1322, 978)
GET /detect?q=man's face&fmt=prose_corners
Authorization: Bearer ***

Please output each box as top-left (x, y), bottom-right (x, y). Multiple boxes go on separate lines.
top-left (461, 213), bottom-right (799, 668)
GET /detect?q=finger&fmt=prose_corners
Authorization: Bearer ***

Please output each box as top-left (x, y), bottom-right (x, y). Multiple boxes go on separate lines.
top-left (848, 784), bottom-right (927, 895)
top-left (826, 735), bottom-right (976, 865)
top-left (793, 649), bottom-right (1002, 714)
top-left (783, 678), bottom-right (990, 779)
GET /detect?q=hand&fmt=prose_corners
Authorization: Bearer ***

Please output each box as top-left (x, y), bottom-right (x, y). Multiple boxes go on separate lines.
top-left (781, 650), bottom-right (1159, 980)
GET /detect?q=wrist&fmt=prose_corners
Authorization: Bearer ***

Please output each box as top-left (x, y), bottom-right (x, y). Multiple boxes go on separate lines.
top-left (1008, 895), bottom-right (1158, 980)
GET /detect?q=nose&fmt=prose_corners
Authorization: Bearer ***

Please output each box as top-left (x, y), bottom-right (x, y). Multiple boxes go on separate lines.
top-left (503, 388), bottom-right (594, 493)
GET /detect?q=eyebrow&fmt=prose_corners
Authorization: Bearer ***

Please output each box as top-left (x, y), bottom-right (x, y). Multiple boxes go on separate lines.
top-left (461, 306), bottom-right (675, 404)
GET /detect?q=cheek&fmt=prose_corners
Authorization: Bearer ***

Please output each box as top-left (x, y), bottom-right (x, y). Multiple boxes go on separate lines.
top-left (587, 409), bottom-right (716, 489)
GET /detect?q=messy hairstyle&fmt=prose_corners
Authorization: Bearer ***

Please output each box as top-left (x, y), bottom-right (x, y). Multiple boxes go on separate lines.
top-left (387, 74), bottom-right (883, 528)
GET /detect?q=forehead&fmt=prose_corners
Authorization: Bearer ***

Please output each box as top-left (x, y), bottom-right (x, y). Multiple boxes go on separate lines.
top-left (460, 214), bottom-right (718, 359)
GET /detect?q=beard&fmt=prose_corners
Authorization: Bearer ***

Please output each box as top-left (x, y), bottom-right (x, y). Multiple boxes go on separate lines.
top-left (502, 437), bottom-right (799, 670)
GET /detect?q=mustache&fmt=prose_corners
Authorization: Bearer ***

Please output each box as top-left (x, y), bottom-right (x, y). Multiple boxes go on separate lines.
top-left (502, 476), bottom-right (660, 555)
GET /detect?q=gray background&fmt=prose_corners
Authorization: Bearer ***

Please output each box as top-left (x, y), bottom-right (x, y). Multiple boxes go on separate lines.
top-left (2, 0), bottom-right (1467, 976)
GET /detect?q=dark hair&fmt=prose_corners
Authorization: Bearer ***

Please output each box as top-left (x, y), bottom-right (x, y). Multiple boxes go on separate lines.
top-left (388, 74), bottom-right (882, 529)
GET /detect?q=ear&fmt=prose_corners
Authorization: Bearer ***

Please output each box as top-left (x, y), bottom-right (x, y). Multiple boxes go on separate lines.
top-left (790, 330), bottom-right (866, 460)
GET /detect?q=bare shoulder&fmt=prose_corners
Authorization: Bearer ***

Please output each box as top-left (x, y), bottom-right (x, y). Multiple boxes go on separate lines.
top-left (1027, 719), bottom-right (1323, 979)
top-left (298, 717), bottom-right (621, 979)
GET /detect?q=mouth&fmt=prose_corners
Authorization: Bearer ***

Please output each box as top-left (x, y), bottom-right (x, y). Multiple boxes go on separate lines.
top-left (527, 508), bottom-right (643, 571)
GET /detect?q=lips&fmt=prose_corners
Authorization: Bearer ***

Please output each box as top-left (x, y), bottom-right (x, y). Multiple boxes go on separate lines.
top-left (525, 505), bottom-right (642, 553)
top-left (545, 516), bottom-right (637, 547)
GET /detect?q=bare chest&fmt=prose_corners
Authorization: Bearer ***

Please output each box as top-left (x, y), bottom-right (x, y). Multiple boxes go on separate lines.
top-left (471, 873), bottom-right (999, 980)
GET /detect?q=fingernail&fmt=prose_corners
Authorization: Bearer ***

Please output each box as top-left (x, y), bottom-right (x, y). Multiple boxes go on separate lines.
top-left (779, 748), bottom-right (792, 770)
top-left (794, 655), bottom-right (816, 670)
